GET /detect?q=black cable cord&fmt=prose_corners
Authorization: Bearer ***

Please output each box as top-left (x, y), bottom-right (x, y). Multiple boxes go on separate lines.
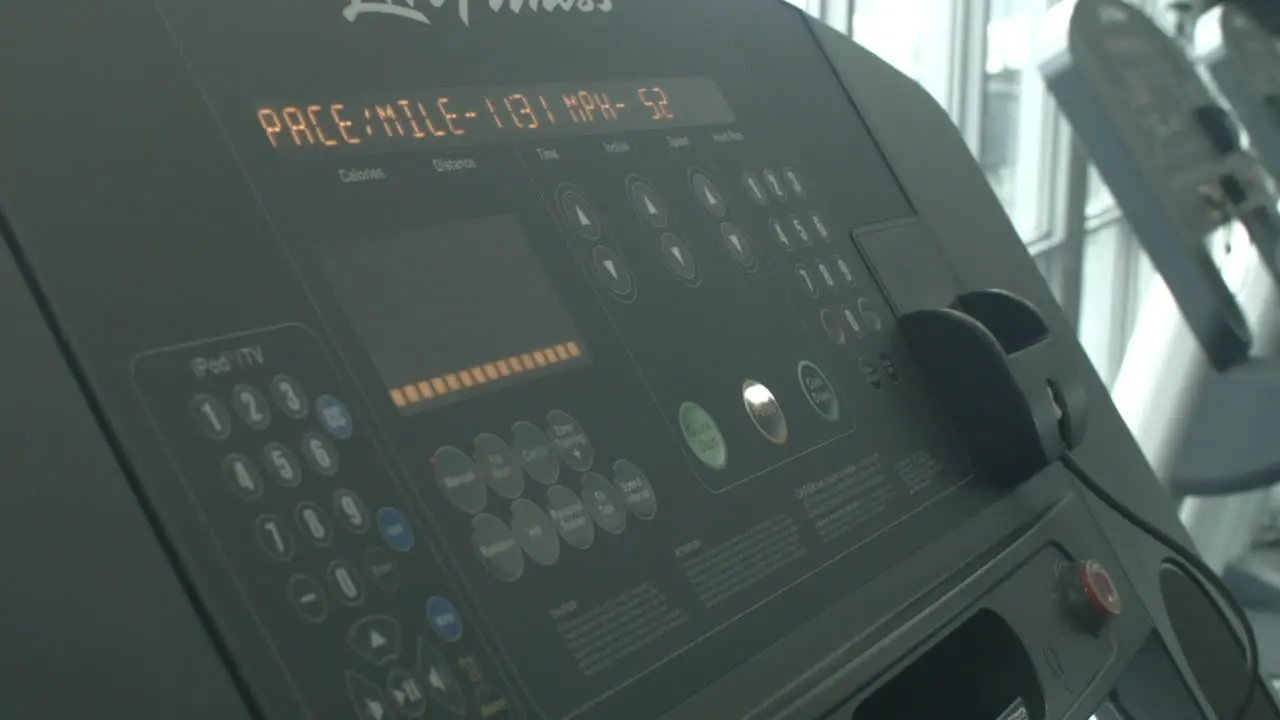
top-left (1060, 451), bottom-right (1259, 720)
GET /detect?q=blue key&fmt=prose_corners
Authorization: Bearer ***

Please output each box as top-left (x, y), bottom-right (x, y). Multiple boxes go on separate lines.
top-left (316, 395), bottom-right (354, 440)
top-left (377, 507), bottom-right (415, 552)
top-left (426, 596), bottom-right (464, 642)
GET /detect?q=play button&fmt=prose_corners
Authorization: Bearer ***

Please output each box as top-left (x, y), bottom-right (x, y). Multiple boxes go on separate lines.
top-left (348, 615), bottom-right (403, 666)
top-left (559, 189), bottom-right (601, 240)
top-left (628, 178), bottom-right (668, 228)
top-left (660, 233), bottom-right (699, 284)
top-left (592, 245), bottom-right (636, 300)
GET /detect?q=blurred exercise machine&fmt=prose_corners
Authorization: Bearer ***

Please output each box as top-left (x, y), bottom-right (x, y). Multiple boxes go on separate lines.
top-left (1041, 0), bottom-right (1280, 501)
top-left (0, 0), bottom-right (1266, 718)
top-left (1194, 0), bottom-right (1280, 679)
top-left (1042, 0), bottom-right (1280, 697)
top-left (1197, 4), bottom-right (1280, 192)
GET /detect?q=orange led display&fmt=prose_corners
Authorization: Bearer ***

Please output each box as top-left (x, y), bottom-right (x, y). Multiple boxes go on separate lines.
top-left (249, 78), bottom-right (741, 156)
top-left (258, 87), bottom-right (658, 151)
top-left (388, 340), bottom-right (586, 411)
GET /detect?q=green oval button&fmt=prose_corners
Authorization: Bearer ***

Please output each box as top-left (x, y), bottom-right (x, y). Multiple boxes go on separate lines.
top-left (679, 402), bottom-right (728, 470)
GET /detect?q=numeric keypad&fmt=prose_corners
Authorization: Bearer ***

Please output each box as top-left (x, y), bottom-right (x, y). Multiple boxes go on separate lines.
top-left (133, 324), bottom-right (509, 720)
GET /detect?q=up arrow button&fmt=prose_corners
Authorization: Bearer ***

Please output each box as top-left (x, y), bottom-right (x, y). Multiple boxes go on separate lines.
top-left (628, 177), bottom-right (668, 228)
top-left (558, 188), bottom-right (601, 241)
top-left (691, 170), bottom-right (728, 218)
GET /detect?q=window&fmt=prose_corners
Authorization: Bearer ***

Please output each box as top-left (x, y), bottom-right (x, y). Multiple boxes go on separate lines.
top-left (852, 0), bottom-right (958, 110)
top-left (1033, 243), bottom-right (1069, 305)
top-left (981, 0), bottom-right (1057, 240)
top-left (1086, 164), bottom-right (1116, 215)
top-left (783, 0), bottom-right (854, 34)
top-left (1077, 219), bottom-right (1138, 386)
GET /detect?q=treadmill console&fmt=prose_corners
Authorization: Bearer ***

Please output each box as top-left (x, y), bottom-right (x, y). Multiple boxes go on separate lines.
top-left (0, 1), bottom-right (1256, 719)
top-left (1198, 5), bottom-right (1280, 191)
top-left (1039, 0), bottom-right (1276, 370)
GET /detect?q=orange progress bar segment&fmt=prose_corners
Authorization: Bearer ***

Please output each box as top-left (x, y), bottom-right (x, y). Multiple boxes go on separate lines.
top-left (387, 337), bottom-right (587, 409)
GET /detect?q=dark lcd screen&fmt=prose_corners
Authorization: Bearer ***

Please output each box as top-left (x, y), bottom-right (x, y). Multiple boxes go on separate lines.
top-left (255, 76), bottom-right (736, 156)
top-left (316, 215), bottom-right (590, 414)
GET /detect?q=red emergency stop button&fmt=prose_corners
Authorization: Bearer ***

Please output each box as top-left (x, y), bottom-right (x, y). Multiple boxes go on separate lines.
top-left (1061, 559), bottom-right (1122, 633)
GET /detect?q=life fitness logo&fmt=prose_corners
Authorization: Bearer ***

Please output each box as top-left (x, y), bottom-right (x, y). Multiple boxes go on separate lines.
top-left (343, 0), bottom-right (613, 27)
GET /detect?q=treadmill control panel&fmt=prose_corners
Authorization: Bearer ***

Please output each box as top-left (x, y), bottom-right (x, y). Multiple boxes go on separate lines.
top-left (1201, 5), bottom-right (1280, 205)
top-left (1041, 0), bottom-right (1267, 369)
top-left (29, 0), bottom-right (997, 718)
top-left (1068, 0), bottom-right (1221, 211)
top-left (1214, 6), bottom-right (1280, 100)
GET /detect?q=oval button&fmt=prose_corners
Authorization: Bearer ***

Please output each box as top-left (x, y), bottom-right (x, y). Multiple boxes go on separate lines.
top-left (613, 461), bottom-right (658, 521)
top-left (426, 595), bottom-right (465, 642)
top-left (434, 447), bottom-right (487, 515)
top-left (191, 394), bottom-right (232, 440)
top-left (546, 410), bottom-right (594, 472)
top-left (678, 402), bottom-right (728, 470)
top-left (546, 485), bottom-right (595, 550)
top-left (629, 177), bottom-right (668, 228)
top-left (301, 432), bottom-right (340, 476)
top-left (377, 507), bottom-right (415, 552)
top-left (582, 473), bottom-right (628, 536)
top-left (334, 490), bottom-right (371, 534)
top-left (296, 502), bottom-right (334, 547)
top-left (511, 499), bottom-right (561, 566)
top-left (512, 421), bottom-right (560, 486)
top-left (798, 361), bottom-right (840, 422)
top-left (474, 433), bottom-right (525, 500)
top-left (743, 380), bottom-right (788, 445)
top-left (223, 454), bottom-right (264, 500)
top-left (231, 384), bottom-right (272, 430)
top-left (263, 442), bottom-right (303, 488)
top-left (270, 375), bottom-right (310, 419)
top-left (471, 513), bottom-right (524, 582)
top-left (691, 171), bottom-right (727, 217)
